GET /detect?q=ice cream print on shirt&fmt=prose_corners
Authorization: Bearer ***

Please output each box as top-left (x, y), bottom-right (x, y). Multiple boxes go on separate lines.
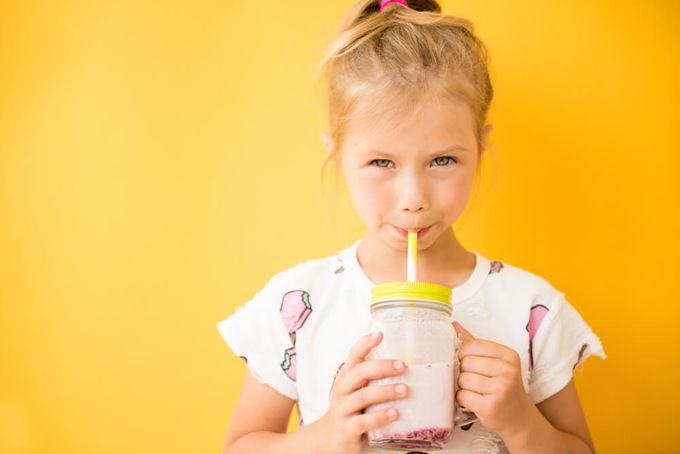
top-left (280, 290), bottom-right (313, 381)
top-left (334, 255), bottom-right (345, 274)
top-left (526, 304), bottom-right (549, 371)
top-left (573, 343), bottom-right (589, 371)
top-left (329, 362), bottom-right (345, 399)
top-left (489, 261), bottom-right (504, 274)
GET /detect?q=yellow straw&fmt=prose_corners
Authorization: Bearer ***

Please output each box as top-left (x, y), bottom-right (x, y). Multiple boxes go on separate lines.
top-left (407, 231), bottom-right (417, 282)
top-left (405, 232), bottom-right (417, 365)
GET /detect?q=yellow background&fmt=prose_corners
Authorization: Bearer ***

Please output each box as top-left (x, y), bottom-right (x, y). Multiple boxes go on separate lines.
top-left (1, 1), bottom-right (678, 452)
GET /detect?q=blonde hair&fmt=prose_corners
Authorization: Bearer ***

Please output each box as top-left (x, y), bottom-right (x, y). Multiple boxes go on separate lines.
top-left (316, 0), bottom-right (494, 168)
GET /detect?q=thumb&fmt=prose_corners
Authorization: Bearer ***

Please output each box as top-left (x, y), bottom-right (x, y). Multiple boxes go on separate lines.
top-left (452, 321), bottom-right (475, 344)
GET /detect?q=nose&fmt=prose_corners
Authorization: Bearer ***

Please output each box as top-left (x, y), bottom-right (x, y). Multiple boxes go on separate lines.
top-left (397, 170), bottom-right (429, 213)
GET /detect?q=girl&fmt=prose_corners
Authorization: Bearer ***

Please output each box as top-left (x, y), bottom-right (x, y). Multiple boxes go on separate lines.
top-left (217, 1), bottom-right (605, 453)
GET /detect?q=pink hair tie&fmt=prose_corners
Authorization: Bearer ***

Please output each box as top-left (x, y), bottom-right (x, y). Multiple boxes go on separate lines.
top-left (380, 0), bottom-right (409, 11)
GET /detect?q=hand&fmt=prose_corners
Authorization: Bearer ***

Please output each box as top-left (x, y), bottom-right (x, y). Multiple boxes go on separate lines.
top-left (314, 331), bottom-right (409, 454)
top-left (453, 322), bottom-right (534, 439)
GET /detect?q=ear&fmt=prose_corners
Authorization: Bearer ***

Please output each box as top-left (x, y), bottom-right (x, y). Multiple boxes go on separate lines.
top-left (320, 132), bottom-right (334, 153)
top-left (479, 123), bottom-right (493, 153)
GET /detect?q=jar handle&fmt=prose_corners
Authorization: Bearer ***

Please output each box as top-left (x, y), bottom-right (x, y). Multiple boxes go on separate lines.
top-left (454, 331), bottom-right (479, 428)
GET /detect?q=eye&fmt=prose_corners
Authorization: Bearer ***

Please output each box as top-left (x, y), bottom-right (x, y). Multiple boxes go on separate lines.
top-left (432, 156), bottom-right (456, 166)
top-left (370, 159), bottom-right (394, 168)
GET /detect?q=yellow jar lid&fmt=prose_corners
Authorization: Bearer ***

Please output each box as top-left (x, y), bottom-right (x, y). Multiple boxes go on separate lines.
top-left (371, 281), bottom-right (452, 305)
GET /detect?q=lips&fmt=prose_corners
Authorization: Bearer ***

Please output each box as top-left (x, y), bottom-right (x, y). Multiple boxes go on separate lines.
top-left (394, 225), bottom-right (431, 239)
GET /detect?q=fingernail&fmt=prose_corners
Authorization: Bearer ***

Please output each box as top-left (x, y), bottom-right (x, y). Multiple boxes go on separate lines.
top-left (393, 360), bottom-right (404, 370)
top-left (395, 384), bottom-right (406, 395)
top-left (371, 331), bottom-right (381, 339)
top-left (386, 408), bottom-right (397, 419)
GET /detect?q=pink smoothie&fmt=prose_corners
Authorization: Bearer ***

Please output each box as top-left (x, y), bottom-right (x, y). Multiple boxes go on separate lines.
top-left (366, 362), bottom-right (454, 450)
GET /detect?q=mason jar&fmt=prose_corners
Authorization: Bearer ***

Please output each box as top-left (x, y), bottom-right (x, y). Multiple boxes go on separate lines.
top-left (364, 281), bottom-right (456, 451)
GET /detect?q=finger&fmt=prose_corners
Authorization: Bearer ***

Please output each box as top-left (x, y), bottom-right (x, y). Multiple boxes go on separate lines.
top-left (341, 332), bottom-right (383, 376)
top-left (460, 355), bottom-right (508, 378)
top-left (459, 339), bottom-right (518, 363)
top-left (458, 371), bottom-right (496, 395)
top-left (335, 358), bottom-right (407, 396)
top-left (453, 321), bottom-right (475, 344)
top-left (456, 389), bottom-right (486, 414)
top-left (350, 407), bottom-right (399, 435)
top-left (342, 383), bottom-right (408, 415)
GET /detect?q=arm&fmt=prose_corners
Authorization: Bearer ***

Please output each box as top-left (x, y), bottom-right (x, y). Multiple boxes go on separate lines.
top-left (501, 379), bottom-right (595, 454)
top-left (454, 322), bottom-right (595, 454)
top-left (223, 371), bottom-right (321, 454)
top-left (223, 332), bottom-right (409, 454)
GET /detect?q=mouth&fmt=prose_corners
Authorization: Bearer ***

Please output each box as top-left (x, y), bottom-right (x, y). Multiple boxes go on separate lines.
top-left (394, 225), bottom-right (432, 239)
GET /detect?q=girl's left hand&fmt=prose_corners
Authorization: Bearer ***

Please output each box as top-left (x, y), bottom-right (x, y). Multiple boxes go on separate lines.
top-left (453, 321), bottom-right (535, 439)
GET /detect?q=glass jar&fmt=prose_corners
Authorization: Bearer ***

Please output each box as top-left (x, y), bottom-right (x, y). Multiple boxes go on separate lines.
top-left (365, 281), bottom-right (455, 451)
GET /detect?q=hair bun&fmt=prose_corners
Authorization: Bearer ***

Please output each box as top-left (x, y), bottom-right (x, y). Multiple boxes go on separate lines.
top-left (406, 0), bottom-right (441, 13)
top-left (357, 0), bottom-right (441, 22)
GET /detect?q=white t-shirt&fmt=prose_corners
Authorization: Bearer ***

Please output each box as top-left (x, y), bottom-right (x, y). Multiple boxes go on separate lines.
top-left (217, 240), bottom-right (605, 453)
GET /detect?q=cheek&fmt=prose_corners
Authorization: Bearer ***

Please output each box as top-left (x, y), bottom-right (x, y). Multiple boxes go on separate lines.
top-left (438, 174), bottom-right (474, 211)
top-left (346, 175), bottom-right (389, 220)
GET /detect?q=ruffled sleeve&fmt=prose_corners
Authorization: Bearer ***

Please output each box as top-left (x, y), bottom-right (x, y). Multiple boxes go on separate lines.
top-left (527, 291), bottom-right (606, 404)
top-left (217, 272), bottom-right (312, 401)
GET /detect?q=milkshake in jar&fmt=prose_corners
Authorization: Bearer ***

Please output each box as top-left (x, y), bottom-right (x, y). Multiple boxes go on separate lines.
top-left (365, 281), bottom-right (456, 450)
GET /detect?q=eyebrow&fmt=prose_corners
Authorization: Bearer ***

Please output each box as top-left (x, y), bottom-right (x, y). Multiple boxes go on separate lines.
top-left (360, 145), bottom-right (469, 157)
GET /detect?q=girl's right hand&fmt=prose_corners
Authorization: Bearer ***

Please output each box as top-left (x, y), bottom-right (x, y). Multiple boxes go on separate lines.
top-left (314, 331), bottom-right (409, 454)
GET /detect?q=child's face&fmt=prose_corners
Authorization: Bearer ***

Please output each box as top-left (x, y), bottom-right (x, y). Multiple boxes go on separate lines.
top-left (339, 97), bottom-right (488, 252)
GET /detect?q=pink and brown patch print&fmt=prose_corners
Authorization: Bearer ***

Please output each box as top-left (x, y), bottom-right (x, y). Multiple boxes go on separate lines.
top-left (279, 290), bottom-right (312, 381)
top-left (526, 304), bottom-right (549, 371)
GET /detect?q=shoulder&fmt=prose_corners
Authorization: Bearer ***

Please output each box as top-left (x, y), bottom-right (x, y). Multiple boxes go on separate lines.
top-left (244, 248), bottom-right (355, 345)
top-left (223, 247), bottom-right (350, 332)
top-left (255, 247), bottom-right (349, 300)
top-left (481, 257), bottom-right (564, 309)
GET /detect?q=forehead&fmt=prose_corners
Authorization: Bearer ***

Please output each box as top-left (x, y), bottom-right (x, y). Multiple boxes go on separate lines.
top-left (343, 96), bottom-right (476, 155)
